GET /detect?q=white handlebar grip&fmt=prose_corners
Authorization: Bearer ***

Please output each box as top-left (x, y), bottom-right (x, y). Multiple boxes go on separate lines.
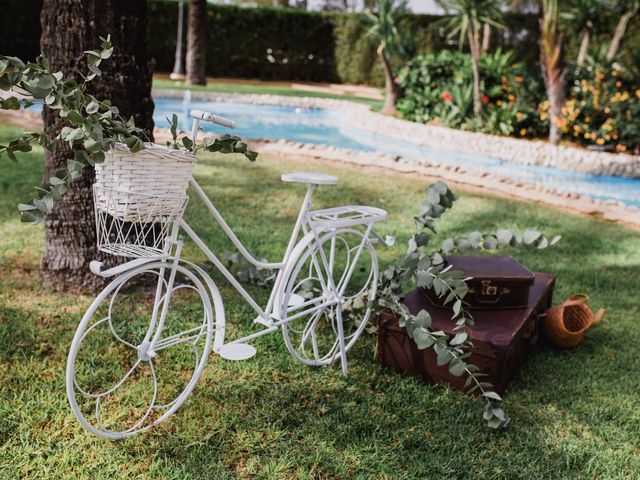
top-left (189, 109), bottom-right (236, 129)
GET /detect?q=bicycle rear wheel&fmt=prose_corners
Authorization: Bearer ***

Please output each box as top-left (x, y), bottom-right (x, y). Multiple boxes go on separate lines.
top-left (278, 229), bottom-right (378, 368)
top-left (66, 262), bottom-right (214, 439)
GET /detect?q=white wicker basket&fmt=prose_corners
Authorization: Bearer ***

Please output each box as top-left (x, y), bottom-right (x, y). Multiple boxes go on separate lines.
top-left (94, 143), bottom-right (196, 211)
top-left (93, 144), bottom-right (196, 258)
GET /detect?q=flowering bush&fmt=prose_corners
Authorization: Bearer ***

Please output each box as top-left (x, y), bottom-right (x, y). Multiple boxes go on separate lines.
top-left (396, 49), bottom-right (547, 137)
top-left (558, 60), bottom-right (640, 153)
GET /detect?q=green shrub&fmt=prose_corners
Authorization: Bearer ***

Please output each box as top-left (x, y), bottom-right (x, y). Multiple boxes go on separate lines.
top-left (396, 49), bottom-right (547, 137)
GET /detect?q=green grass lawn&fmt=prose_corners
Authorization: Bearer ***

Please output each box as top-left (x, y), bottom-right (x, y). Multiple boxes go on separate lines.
top-left (1, 123), bottom-right (639, 479)
top-left (153, 78), bottom-right (385, 110)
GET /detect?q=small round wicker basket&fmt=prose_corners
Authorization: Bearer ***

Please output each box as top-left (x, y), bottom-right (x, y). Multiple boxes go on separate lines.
top-left (544, 294), bottom-right (605, 348)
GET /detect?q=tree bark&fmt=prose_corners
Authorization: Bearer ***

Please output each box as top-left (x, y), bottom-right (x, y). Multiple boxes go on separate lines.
top-left (470, 27), bottom-right (482, 116)
top-left (186, 0), bottom-right (208, 85)
top-left (606, 10), bottom-right (636, 62)
top-left (577, 29), bottom-right (590, 67)
top-left (378, 43), bottom-right (401, 115)
top-left (539, 22), bottom-right (566, 145)
top-left (40, 0), bottom-right (154, 293)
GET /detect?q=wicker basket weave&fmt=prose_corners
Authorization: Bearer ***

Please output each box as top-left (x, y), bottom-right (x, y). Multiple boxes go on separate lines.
top-left (544, 294), bottom-right (605, 348)
top-left (94, 143), bottom-right (196, 220)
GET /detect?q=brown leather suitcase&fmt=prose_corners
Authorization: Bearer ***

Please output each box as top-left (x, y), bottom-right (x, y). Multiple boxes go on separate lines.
top-left (423, 255), bottom-right (535, 309)
top-left (377, 273), bottom-right (555, 395)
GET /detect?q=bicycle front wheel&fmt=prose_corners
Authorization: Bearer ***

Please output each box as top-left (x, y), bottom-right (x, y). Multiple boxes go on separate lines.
top-left (66, 262), bottom-right (214, 439)
top-left (279, 229), bottom-right (378, 367)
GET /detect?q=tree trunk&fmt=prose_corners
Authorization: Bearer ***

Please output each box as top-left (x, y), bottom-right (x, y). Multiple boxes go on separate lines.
top-left (470, 27), bottom-right (482, 116)
top-left (186, 0), bottom-right (208, 85)
top-left (40, 0), bottom-right (154, 293)
top-left (577, 29), bottom-right (590, 67)
top-left (607, 10), bottom-right (635, 62)
top-left (482, 23), bottom-right (491, 53)
top-left (378, 43), bottom-right (401, 115)
top-left (539, 20), bottom-right (566, 145)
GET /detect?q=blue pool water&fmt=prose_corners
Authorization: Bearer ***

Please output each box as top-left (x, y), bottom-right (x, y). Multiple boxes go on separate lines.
top-left (153, 97), bottom-right (640, 209)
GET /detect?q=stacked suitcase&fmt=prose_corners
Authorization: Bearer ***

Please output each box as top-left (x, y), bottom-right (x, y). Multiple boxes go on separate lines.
top-left (376, 256), bottom-right (555, 394)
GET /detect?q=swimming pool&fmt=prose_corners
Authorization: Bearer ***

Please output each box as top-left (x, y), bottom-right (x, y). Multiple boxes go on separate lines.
top-left (135, 97), bottom-right (637, 209)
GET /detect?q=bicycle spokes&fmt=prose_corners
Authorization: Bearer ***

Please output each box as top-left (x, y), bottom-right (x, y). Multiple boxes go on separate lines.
top-left (67, 265), bottom-right (213, 438)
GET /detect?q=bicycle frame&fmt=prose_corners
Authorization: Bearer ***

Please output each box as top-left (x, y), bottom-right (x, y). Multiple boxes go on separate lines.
top-left (180, 175), bottom-right (324, 346)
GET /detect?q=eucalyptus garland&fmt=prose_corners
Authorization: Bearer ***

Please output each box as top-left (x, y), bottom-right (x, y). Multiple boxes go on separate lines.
top-left (0, 37), bottom-right (257, 224)
top-left (375, 181), bottom-right (560, 429)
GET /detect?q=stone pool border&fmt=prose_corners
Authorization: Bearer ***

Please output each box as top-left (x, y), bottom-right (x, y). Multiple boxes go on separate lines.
top-left (247, 137), bottom-right (640, 228)
top-left (156, 88), bottom-right (640, 179)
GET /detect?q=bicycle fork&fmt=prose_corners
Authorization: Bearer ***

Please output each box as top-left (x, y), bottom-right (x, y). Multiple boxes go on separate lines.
top-left (137, 241), bottom-right (184, 361)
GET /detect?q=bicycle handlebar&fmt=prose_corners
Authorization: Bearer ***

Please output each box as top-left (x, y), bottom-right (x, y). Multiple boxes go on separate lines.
top-left (190, 109), bottom-right (236, 129)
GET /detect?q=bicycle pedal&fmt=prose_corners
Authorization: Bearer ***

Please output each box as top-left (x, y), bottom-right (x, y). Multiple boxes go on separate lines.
top-left (217, 343), bottom-right (257, 361)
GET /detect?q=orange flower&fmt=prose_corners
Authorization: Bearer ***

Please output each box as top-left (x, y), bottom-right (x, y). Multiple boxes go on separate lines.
top-left (519, 128), bottom-right (527, 136)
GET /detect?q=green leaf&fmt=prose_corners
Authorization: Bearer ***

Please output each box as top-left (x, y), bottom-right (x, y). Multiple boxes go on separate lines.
top-left (86, 101), bottom-right (99, 114)
top-left (482, 391), bottom-right (503, 401)
top-left (452, 299), bottom-right (462, 318)
top-left (18, 203), bottom-right (38, 211)
top-left (65, 128), bottom-right (84, 142)
top-left (436, 348), bottom-right (453, 366)
top-left (413, 327), bottom-right (434, 350)
top-left (450, 331), bottom-right (467, 346)
top-left (449, 360), bottom-right (467, 377)
top-left (414, 309), bottom-right (432, 328)
top-left (496, 229), bottom-right (513, 245)
top-left (182, 136), bottom-right (193, 150)
top-left (66, 110), bottom-right (84, 125)
top-left (523, 230), bottom-right (541, 245)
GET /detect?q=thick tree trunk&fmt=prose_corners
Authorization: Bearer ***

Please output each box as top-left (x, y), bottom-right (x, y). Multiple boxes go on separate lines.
top-left (378, 43), bottom-right (400, 115)
top-left (482, 23), bottom-right (491, 53)
top-left (577, 29), bottom-right (590, 67)
top-left (606, 10), bottom-right (635, 62)
top-left (186, 0), bottom-right (207, 85)
top-left (40, 0), bottom-right (154, 293)
top-left (470, 27), bottom-right (482, 116)
top-left (539, 23), bottom-right (566, 145)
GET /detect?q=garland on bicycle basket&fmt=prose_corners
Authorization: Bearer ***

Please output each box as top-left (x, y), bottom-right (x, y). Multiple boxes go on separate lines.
top-left (0, 38), bottom-right (257, 224)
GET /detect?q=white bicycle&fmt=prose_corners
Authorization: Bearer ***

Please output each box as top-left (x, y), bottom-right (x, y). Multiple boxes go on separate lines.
top-left (66, 110), bottom-right (393, 439)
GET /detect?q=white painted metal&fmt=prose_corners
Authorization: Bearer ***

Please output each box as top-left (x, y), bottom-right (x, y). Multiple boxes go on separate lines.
top-left (217, 343), bottom-right (257, 361)
top-left (281, 172), bottom-right (338, 185)
top-left (66, 262), bottom-right (215, 439)
top-left (67, 108), bottom-right (390, 439)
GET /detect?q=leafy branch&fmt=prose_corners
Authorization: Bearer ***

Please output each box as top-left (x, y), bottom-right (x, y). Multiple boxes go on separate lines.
top-left (165, 113), bottom-right (258, 161)
top-left (375, 181), bottom-right (560, 429)
top-left (0, 38), bottom-right (257, 224)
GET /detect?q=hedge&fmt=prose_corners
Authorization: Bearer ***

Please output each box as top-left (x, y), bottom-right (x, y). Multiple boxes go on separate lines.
top-left (1, 0), bottom-right (638, 86)
top-left (1, 0), bottom-right (43, 61)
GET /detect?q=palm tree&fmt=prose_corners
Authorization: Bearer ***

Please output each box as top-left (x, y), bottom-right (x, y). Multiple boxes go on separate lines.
top-left (39, 0), bottom-right (154, 292)
top-left (561, 0), bottom-right (606, 67)
top-left (364, 0), bottom-right (409, 115)
top-left (539, 0), bottom-right (566, 144)
top-left (443, 0), bottom-right (504, 115)
top-left (186, 0), bottom-right (207, 86)
top-left (606, 0), bottom-right (639, 61)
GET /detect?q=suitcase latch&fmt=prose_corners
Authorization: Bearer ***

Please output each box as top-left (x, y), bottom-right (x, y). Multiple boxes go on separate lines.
top-left (481, 280), bottom-right (498, 296)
